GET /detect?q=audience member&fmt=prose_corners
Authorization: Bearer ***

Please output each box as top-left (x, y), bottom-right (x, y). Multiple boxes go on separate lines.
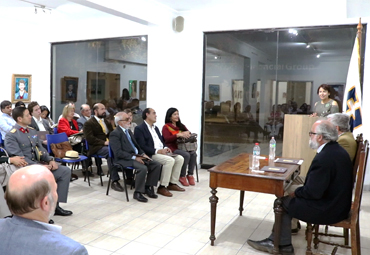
top-left (15, 101), bottom-right (26, 108)
top-left (84, 103), bottom-right (113, 177)
top-left (0, 100), bottom-right (16, 139)
top-left (110, 112), bottom-right (161, 202)
top-left (162, 107), bottom-right (197, 186)
top-left (40, 105), bottom-right (55, 128)
top-left (266, 105), bottom-right (284, 137)
top-left (58, 102), bottom-right (80, 122)
top-left (134, 108), bottom-right (184, 197)
top-left (77, 104), bottom-right (92, 130)
top-left (123, 108), bottom-right (137, 133)
top-left (311, 84), bottom-right (339, 117)
top-left (242, 104), bottom-right (269, 142)
top-left (4, 106), bottom-right (72, 217)
top-left (247, 120), bottom-right (353, 254)
top-left (28, 102), bottom-right (53, 145)
top-left (328, 113), bottom-right (357, 161)
top-left (0, 165), bottom-right (88, 255)
top-left (117, 88), bottom-right (131, 111)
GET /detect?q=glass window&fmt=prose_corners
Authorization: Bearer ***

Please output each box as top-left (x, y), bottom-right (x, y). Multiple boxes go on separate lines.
top-left (203, 25), bottom-right (362, 166)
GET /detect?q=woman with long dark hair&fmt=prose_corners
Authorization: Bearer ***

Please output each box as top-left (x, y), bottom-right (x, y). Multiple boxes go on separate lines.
top-left (311, 84), bottom-right (339, 117)
top-left (162, 108), bottom-right (197, 186)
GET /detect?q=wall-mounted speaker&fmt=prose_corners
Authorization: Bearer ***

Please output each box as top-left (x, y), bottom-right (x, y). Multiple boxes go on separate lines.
top-left (173, 16), bottom-right (184, 32)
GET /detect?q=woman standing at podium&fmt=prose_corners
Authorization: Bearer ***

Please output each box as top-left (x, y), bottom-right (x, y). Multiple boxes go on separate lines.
top-left (311, 84), bottom-right (339, 117)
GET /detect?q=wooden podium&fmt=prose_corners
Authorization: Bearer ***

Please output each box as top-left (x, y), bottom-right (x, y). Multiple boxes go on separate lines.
top-left (282, 115), bottom-right (319, 177)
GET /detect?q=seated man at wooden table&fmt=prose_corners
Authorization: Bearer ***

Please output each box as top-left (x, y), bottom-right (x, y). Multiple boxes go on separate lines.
top-left (247, 120), bottom-right (353, 255)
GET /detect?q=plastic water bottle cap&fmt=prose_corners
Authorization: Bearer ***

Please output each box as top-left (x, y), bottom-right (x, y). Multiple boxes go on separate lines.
top-left (271, 137), bottom-right (274, 139)
top-left (255, 143), bottom-right (259, 145)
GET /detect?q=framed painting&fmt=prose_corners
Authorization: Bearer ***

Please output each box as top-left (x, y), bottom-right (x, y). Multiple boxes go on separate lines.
top-left (12, 74), bottom-right (32, 103)
top-left (139, 81), bottom-right (147, 100)
top-left (129, 80), bottom-right (137, 98)
top-left (327, 83), bottom-right (345, 112)
top-left (209, 84), bottom-right (220, 101)
top-left (61, 76), bottom-right (78, 103)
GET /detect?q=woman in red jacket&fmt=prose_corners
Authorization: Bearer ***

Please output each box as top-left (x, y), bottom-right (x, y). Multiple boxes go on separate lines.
top-left (162, 108), bottom-right (197, 186)
top-left (57, 104), bottom-right (83, 152)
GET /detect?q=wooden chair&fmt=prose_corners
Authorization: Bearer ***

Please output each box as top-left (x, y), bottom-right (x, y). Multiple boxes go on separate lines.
top-left (306, 139), bottom-right (369, 255)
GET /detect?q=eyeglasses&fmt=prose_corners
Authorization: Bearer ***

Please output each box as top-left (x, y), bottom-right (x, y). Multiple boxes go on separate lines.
top-left (119, 118), bottom-right (130, 122)
top-left (309, 131), bottom-right (318, 136)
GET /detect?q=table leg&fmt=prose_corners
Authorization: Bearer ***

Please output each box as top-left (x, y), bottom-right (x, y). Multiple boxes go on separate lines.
top-left (239, 190), bottom-right (245, 216)
top-left (209, 188), bottom-right (219, 246)
top-left (273, 197), bottom-right (284, 255)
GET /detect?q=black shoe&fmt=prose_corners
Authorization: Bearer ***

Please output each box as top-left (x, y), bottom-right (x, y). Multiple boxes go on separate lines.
top-left (133, 192), bottom-right (148, 202)
top-left (145, 186), bottom-right (158, 199)
top-left (97, 171), bottom-right (105, 176)
top-left (291, 221), bottom-right (301, 235)
top-left (70, 173), bottom-right (78, 182)
top-left (111, 181), bottom-right (124, 192)
top-left (49, 219), bottom-right (54, 224)
top-left (247, 238), bottom-right (294, 255)
top-left (83, 171), bottom-right (94, 177)
top-left (54, 206), bottom-right (73, 216)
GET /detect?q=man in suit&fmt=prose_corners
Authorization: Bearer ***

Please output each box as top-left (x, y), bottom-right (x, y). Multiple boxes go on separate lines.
top-left (0, 165), bottom-right (88, 255)
top-left (0, 100), bottom-right (16, 139)
top-left (77, 104), bottom-right (92, 130)
top-left (328, 113), bottom-right (357, 161)
top-left (134, 108), bottom-right (184, 197)
top-left (4, 106), bottom-right (73, 217)
top-left (84, 103), bottom-right (117, 181)
top-left (110, 111), bottom-right (161, 202)
top-left (28, 101), bottom-right (53, 146)
top-left (247, 120), bottom-right (353, 255)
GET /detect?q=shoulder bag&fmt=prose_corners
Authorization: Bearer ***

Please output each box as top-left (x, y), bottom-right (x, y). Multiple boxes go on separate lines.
top-left (51, 141), bottom-right (73, 158)
top-left (177, 133), bottom-right (198, 152)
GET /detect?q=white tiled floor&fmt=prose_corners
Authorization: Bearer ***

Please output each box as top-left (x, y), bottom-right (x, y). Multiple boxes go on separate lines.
top-left (56, 167), bottom-right (370, 255)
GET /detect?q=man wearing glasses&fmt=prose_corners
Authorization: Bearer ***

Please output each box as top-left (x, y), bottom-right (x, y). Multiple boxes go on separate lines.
top-left (248, 120), bottom-right (353, 255)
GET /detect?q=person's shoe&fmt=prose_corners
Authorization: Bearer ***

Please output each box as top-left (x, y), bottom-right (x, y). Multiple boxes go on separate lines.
top-left (70, 173), bottom-right (78, 181)
top-left (145, 186), bottom-right (158, 199)
top-left (83, 171), bottom-right (94, 177)
top-left (49, 219), bottom-right (54, 224)
top-left (247, 238), bottom-right (294, 255)
top-left (157, 186), bottom-right (173, 197)
top-left (291, 221), bottom-right (301, 235)
top-left (179, 176), bottom-right (189, 186)
top-left (96, 171), bottom-right (105, 176)
top-left (167, 183), bottom-right (185, 192)
top-left (133, 192), bottom-right (148, 202)
top-left (111, 181), bottom-right (124, 192)
top-left (54, 206), bottom-right (73, 216)
top-left (186, 175), bottom-right (195, 186)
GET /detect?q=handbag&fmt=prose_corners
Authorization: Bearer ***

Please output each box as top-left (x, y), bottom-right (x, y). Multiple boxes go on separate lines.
top-left (51, 141), bottom-right (73, 158)
top-left (177, 133), bottom-right (198, 152)
top-left (68, 133), bottom-right (84, 146)
top-left (0, 148), bottom-right (19, 187)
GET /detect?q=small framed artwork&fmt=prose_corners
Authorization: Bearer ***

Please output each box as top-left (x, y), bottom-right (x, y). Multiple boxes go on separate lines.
top-left (12, 74), bottom-right (32, 103)
top-left (209, 84), bottom-right (220, 101)
top-left (129, 80), bottom-right (137, 98)
top-left (61, 76), bottom-right (78, 103)
top-left (139, 81), bottom-right (147, 100)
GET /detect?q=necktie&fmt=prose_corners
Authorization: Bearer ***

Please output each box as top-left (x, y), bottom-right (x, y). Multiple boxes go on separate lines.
top-left (99, 119), bottom-right (109, 141)
top-left (125, 129), bottom-right (138, 154)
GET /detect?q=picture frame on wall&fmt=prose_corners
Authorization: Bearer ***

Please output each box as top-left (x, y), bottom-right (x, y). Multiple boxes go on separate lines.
top-left (12, 74), bottom-right (32, 103)
top-left (139, 81), bottom-right (147, 100)
top-left (129, 80), bottom-right (137, 98)
top-left (61, 76), bottom-right (78, 103)
top-left (209, 84), bottom-right (220, 101)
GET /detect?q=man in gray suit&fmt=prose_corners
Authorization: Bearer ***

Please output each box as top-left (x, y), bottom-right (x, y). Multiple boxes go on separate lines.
top-left (0, 165), bottom-right (88, 255)
top-left (28, 101), bottom-right (53, 145)
top-left (77, 104), bottom-right (92, 130)
top-left (4, 106), bottom-right (72, 217)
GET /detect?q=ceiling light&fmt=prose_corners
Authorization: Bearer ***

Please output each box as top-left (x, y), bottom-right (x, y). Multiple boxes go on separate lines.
top-left (306, 44), bottom-right (310, 48)
top-left (141, 36), bottom-right (147, 42)
top-left (288, 29), bottom-right (298, 36)
top-left (316, 54), bottom-right (320, 58)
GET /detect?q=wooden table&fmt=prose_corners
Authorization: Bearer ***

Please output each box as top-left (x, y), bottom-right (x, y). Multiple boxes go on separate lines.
top-left (208, 153), bottom-right (301, 254)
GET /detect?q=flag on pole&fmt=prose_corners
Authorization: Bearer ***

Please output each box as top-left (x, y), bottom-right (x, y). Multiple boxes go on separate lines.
top-left (343, 33), bottom-right (362, 136)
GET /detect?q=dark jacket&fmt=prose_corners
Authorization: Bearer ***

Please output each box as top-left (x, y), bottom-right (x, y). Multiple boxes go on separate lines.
top-left (109, 126), bottom-right (144, 167)
top-left (289, 141), bottom-right (353, 224)
top-left (29, 117), bottom-right (53, 134)
top-left (134, 122), bottom-right (165, 157)
top-left (84, 117), bottom-right (113, 156)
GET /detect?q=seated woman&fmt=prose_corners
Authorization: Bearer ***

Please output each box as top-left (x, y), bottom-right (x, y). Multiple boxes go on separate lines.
top-left (265, 105), bottom-right (284, 137)
top-left (40, 105), bottom-right (56, 128)
top-left (57, 104), bottom-right (84, 153)
top-left (311, 84), bottom-right (339, 117)
top-left (162, 107), bottom-right (197, 186)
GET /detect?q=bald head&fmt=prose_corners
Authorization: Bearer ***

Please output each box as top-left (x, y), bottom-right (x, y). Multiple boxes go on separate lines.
top-left (80, 104), bottom-right (91, 117)
top-left (93, 103), bottom-right (106, 118)
top-left (5, 165), bottom-right (57, 219)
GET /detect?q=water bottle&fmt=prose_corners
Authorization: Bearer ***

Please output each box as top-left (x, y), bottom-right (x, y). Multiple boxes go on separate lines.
top-left (269, 137), bottom-right (276, 160)
top-left (252, 143), bottom-right (260, 169)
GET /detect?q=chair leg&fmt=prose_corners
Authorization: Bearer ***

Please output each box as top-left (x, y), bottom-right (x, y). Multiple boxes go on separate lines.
top-left (106, 175), bottom-right (111, 195)
top-left (356, 222), bottom-right (361, 255)
top-left (196, 164), bottom-right (199, 182)
top-left (351, 223), bottom-right (360, 255)
top-left (306, 223), bottom-right (313, 255)
top-left (121, 168), bottom-right (129, 202)
top-left (313, 224), bottom-right (320, 249)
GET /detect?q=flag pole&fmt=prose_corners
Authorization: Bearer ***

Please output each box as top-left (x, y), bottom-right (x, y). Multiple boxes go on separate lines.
top-left (357, 18), bottom-right (363, 89)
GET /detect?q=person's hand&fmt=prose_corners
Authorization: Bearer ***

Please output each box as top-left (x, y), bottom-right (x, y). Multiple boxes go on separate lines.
top-left (310, 112), bottom-right (317, 117)
top-left (104, 141), bottom-right (109, 146)
top-left (79, 129), bottom-right (83, 133)
top-left (49, 161), bottom-right (59, 171)
top-left (135, 156), bottom-right (144, 164)
top-left (157, 149), bottom-right (167, 155)
top-left (181, 131), bottom-right (191, 139)
top-left (142, 154), bottom-right (152, 161)
top-left (42, 140), bottom-right (48, 145)
top-left (10, 156), bottom-right (28, 167)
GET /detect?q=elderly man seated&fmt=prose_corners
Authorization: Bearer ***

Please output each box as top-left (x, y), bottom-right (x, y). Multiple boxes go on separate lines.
top-left (0, 165), bottom-right (88, 255)
top-left (247, 120), bottom-right (353, 255)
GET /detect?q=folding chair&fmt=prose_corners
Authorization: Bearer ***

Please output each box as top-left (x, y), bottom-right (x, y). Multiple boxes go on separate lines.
top-left (85, 141), bottom-right (104, 186)
top-left (106, 144), bottom-right (135, 202)
top-left (46, 132), bottom-right (89, 183)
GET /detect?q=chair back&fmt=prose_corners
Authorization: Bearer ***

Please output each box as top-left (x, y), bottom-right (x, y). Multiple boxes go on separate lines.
top-left (53, 127), bottom-right (58, 134)
top-left (108, 144), bottom-right (114, 158)
top-left (46, 132), bottom-right (69, 154)
top-left (350, 140), bottom-right (369, 225)
top-left (0, 132), bottom-right (3, 147)
top-left (352, 133), bottom-right (364, 183)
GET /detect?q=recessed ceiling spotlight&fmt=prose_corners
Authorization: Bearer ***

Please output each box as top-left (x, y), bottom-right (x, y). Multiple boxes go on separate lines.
top-left (288, 29), bottom-right (298, 36)
top-left (316, 54), bottom-right (321, 58)
top-left (306, 44), bottom-right (310, 48)
top-left (141, 36), bottom-right (147, 41)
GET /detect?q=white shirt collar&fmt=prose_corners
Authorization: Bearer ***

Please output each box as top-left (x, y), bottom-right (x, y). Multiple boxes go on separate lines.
top-left (144, 120), bottom-right (156, 129)
top-left (316, 142), bottom-right (328, 153)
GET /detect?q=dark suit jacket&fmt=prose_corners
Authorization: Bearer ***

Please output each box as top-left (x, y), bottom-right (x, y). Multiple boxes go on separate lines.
top-left (289, 141), bottom-right (353, 224)
top-left (77, 115), bottom-right (89, 130)
top-left (84, 117), bottom-right (113, 156)
top-left (29, 117), bottom-right (52, 134)
top-left (109, 126), bottom-right (144, 167)
top-left (134, 122), bottom-right (165, 157)
top-left (0, 216), bottom-right (88, 255)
